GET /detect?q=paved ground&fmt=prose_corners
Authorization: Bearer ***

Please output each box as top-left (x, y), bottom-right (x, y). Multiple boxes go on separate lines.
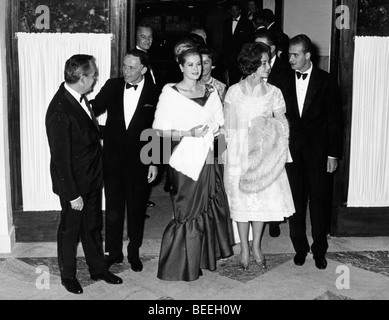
top-left (1, 175), bottom-right (389, 307)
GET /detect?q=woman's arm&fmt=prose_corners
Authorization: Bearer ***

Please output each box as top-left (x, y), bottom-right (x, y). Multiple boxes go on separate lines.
top-left (155, 125), bottom-right (209, 139)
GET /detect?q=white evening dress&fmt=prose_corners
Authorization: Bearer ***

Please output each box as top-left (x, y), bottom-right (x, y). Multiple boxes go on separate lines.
top-left (223, 79), bottom-right (295, 238)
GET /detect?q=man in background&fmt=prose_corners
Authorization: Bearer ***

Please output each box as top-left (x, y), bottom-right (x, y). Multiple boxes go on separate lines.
top-left (221, 1), bottom-right (254, 86)
top-left (135, 22), bottom-right (159, 209)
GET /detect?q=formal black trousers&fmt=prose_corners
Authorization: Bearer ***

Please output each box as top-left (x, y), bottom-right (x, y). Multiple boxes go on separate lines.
top-left (104, 164), bottom-right (149, 260)
top-left (286, 152), bottom-right (330, 257)
top-left (57, 189), bottom-right (106, 279)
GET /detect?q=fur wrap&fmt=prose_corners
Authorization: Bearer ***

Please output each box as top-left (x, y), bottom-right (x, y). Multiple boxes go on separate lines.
top-left (239, 116), bottom-right (289, 193)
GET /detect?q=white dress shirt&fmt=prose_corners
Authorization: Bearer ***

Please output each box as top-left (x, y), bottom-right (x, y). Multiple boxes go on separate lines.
top-left (64, 83), bottom-right (92, 120)
top-left (124, 78), bottom-right (144, 129)
top-left (232, 16), bottom-right (240, 34)
top-left (295, 63), bottom-right (313, 117)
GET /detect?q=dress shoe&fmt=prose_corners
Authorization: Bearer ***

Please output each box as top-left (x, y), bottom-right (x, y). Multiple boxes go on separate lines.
top-left (128, 257), bottom-right (143, 272)
top-left (91, 271), bottom-right (123, 284)
top-left (314, 256), bottom-right (328, 270)
top-left (146, 201), bottom-right (155, 207)
top-left (61, 277), bottom-right (83, 294)
top-left (293, 252), bottom-right (307, 266)
top-left (251, 247), bottom-right (267, 269)
top-left (269, 222), bottom-right (281, 237)
top-left (254, 256), bottom-right (267, 269)
top-left (239, 252), bottom-right (250, 271)
top-left (105, 253), bottom-right (124, 268)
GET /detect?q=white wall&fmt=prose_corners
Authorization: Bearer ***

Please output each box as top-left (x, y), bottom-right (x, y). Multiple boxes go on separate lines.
top-left (0, 0), bottom-right (14, 253)
top-left (283, 0), bottom-right (333, 58)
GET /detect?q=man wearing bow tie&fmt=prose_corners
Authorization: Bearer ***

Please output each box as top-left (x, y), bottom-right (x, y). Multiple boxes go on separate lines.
top-left (221, 2), bottom-right (254, 86)
top-left (282, 34), bottom-right (343, 270)
top-left (92, 49), bottom-right (159, 272)
top-left (135, 22), bottom-right (159, 209)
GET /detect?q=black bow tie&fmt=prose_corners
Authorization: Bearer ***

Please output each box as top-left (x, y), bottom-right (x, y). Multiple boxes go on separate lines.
top-left (233, 18), bottom-right (238, 21)
top-left (126, 83), bottom-right (138, 90)
top-left (296, 71), bottom-right (308, 80)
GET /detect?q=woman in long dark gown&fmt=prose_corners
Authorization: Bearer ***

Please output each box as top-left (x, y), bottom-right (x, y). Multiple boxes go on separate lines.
top-left (152, 42), bottom-right (234, 281)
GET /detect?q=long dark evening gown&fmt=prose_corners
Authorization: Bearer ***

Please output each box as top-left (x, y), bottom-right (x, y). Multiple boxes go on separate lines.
top-left (157, 86), bottom-right (234, 281)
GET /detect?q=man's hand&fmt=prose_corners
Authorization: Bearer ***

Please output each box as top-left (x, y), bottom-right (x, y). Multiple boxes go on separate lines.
top-left (148, 165), bottom-right (158, 183)
top-left (70, 196), bottom-right (84, 211)
top-left (327, 158), bottom-right (338, 173)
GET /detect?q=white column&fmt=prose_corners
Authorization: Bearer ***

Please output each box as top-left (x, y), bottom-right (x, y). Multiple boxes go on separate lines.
top-left (0, 0), bottom-right (15, 253)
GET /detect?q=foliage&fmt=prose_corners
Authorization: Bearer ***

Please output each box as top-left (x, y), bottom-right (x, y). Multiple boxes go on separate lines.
top-left (358, 0), bottom-right (389, 36)
top-left (19, 0), bottom-right (109, 33)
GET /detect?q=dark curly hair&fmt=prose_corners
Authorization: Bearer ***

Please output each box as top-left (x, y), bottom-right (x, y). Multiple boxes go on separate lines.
top-left (238, 42), bottom-right (270, 76)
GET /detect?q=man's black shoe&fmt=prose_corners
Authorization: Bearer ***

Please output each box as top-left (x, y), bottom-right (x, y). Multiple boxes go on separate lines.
top-left (314, 256), bottom-right (328, 270)
top-left (128, 257), bottom-right (143, 272)
top-left (105, 253), bottom-right (124, 268)
top-left (269, 222), bottom-right (281, 237)
top-left (61, 277), bottom-right (83, 294)
top-left (91, 271), bottom-right (123, 284)
top-left (293, 252), bottom-right (307, 266)
top-left (146, 201), bottom-right (155, 207)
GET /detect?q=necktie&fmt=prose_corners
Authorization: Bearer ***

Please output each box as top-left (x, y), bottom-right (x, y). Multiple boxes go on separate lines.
top-left (126, 83), bottom-right (138, 90)
top-left (80, 94), bottom-right (100, 131)
top-left (296, 71), bottom-right (308, 80)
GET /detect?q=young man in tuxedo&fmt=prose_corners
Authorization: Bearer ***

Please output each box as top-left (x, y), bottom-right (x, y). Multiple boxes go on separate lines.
top-left (222, 1), bottom-right (254, 86)
top-left (92, 49), bottom-right (159, 272)
top-left (283, 35), bottom-right (343, 270)
top-left (254, 29), bottom-right (292, 237)
top-left (46, 54), bottom-right (122, 294)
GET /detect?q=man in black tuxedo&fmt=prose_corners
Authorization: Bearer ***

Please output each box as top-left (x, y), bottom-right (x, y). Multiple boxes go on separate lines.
top-left (254, 29), bottom-right (292, 237)
top-left (254, 29), bottom-right (291, 89)
top-left (222, 1), bottom-right (254, 86)
top-left (135, 22), bottom-right (159, 210)
top-left (92, 49), bottom-right (159, 272)
top-left (46, 54), bottom-right (122, 294)
top-left (258, 8), bottom-right (289, 62)
top-left (252, 10), bottom-right (267, 32)
top-left (282, 35), bottom-right (343, 270)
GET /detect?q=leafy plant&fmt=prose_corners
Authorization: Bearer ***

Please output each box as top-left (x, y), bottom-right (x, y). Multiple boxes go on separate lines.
top-left (19, 0), bottom-right (109, 33)
top-left (358, 0), bottom-right (389, 36)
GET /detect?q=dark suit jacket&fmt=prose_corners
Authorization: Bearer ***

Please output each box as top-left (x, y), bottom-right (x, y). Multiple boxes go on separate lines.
top-left (222, 16), bottom-right (254, 65)
top-left (281, 67), bottom-right (343, 161)
top-left (91, 77), bottom-right (159, 169)
top-left (267, 56), bottom-right (291, 89)
top-left (46, 83), bottom-right (103, 201)
top-left (268, 23), bottom-right (290, 60)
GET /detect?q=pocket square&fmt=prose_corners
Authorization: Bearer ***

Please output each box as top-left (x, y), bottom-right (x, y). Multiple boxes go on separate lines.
top-left (143, 104), bottom-right (154, 108)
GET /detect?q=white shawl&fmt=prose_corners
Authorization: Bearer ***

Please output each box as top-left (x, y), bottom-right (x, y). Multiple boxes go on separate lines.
top-left (152, 84), bottom-right (224, 181)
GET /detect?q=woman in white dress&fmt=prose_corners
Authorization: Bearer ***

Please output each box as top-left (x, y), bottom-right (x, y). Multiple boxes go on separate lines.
top-left (223, 42), bottom-right (295, 270)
